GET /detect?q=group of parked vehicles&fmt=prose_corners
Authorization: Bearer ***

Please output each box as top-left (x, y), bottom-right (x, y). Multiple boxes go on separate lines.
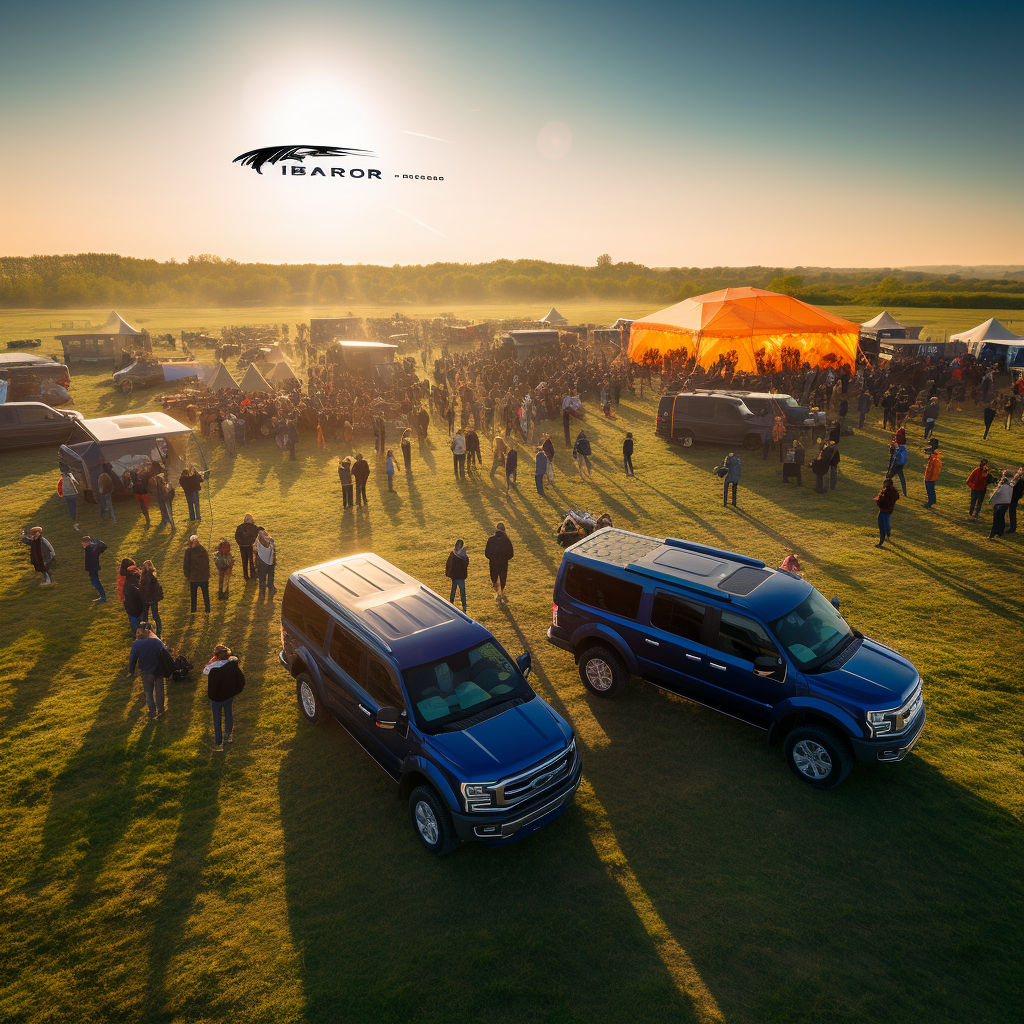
top-left (280, 533), bottom-right (925, 856)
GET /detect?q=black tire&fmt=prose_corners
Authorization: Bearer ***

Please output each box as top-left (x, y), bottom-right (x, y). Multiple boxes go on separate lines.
top-left (677, 430), bottom-right (694, 448)
top-left (783, 724), bottom-right (854, 789)
top-left (578, 644), bottom-right (628, 698)
top-left (120, 379), bottom-right (133, 394)
top-left (409, 785), bottom-right (458, 856)
top-left (743, 433), bottom-right (762, 451)
top-left (296, 673), bottom-right (326, 726)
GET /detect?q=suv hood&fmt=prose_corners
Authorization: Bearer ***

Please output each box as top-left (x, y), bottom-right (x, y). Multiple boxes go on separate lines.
top-left (425, 696), bottom-right (571, 780)
top-left (809, 637), bottom-right (919, 707)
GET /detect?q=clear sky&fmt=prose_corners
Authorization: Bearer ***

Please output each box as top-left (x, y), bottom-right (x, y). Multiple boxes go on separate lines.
top-left (1, 0), bottom-right (1021, 268)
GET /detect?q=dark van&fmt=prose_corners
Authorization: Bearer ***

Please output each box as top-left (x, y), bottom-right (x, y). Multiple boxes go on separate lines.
top-left (655, 392), bottom-right (767, 449)
top-left (281, 554), bottom-right (581, 854)
top-left (547, 529), bottom-right (925, 789)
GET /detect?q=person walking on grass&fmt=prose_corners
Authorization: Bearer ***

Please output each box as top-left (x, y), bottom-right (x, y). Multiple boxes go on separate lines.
top-left (255, 529), bottom-right (277, 599)
top-left (179, 464), bottom-right (203, 522)
top-left (504, 444), bottom-right (518, 494)
top-left (234, 514), bottom-right (261, 582)
top-left (21, 526), bottom-right (55, 587)
top-left (82, 535), bottom-right (107, 602)
top-left (58, 462), bottom-right (80, 531)
top-left (214, 537), bottom-right (234, 599)
top-left (623, 432), bottom-right (635, 477)
top-left (722, 452), bottom-right (741, 507)
top-left (484, 522), bottom-right (514, 605)
top-left (988, 470), bottom-right (1019, 540)
top-left (573, 430), bottom-right (593, 479)
top-left (97, 462), bottom-right (116, 523)
top-left (128, 624), bottom-right (169, 720)
top-left (385, 449), bottom-right (396, 492)
top-left (445, 539), bottom-right (469, 612)
top-left (451, 429), bottom-right (466, 480)
top-left (874, 476), bottom-right (900, 548)
top-left (535, 446), bottom-right (548, 496)
top-left (353, 453), bottom-right (370, 506)
top-left (465, 428), bottom-right (481, 474)
top-left (205, 644), bottom-right (246, 751)
top-left (542, 434), bottom-right (556, 484)
top-left (183, 535), bottom-right (211, 613)
top-left (923, 438), bottom-right (942, 508)
top-left (887, 427), bottom-right (909, 497)
top-left (140, 559), bottom-right (163, 634)
top-left (967, 458), bottom-right (992, 519)
top-left (123, 567), bottom-right (146, 634)
top-left (857, 389), bottom-right (872, 429)
top-left (982, 399), bottom-right (997, 440)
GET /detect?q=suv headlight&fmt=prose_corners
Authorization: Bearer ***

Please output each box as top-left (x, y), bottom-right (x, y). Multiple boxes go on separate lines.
top-left (461, 782), bottom-right (496, 811)
top-left (866, 710), bottom-right (895, 736)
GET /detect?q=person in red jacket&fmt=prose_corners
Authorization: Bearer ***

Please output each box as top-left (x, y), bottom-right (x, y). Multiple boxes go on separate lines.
top-left (966, 458), bottom-right (992, 518)
top-left (874, 476), bottom-right (900, 548)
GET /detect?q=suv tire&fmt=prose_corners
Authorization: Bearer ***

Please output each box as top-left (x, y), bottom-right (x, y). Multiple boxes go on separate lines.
top-left (296, 673), bottom-right (326, 726)
top-left (743, 433), bottom-right (762, 451)
top-left (409, 785), bottom-right (458, 856)
top-left (676, 430), bottom-right (694, 448)
top-left (578, 644), bottom-right (628, 698)
top-left (784, 724), bottom-right (854, 789)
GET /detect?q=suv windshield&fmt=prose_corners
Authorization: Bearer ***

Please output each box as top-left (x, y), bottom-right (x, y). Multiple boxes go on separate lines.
top-left (769, 589), bottom-right (853, 668)
top-left (403, 641), bottom-right (534, 731)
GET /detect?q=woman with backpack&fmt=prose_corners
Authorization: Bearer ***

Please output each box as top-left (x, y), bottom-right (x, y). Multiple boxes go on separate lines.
top-left (887, 427), bottom-right (909, 497)
top-left (139, 559), bottom-right (164, 636)
top-left (204, 644), bottom-right (246, 752)
top-left (445, 539), bottom-right (469, 612)
top-left (214, 537), bottom-right (234, 599)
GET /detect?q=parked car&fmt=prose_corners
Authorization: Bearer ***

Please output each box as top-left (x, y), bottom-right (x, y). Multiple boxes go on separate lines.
top-left (655, 391), bottom-right (769, 448)
top-left (0, 353), bottom-right (72, 406)
top-left (0, 402), bottom-right (83, 451)
top-left (111, 356), bottom-right (202, 394)
top-left (280, 554), bottom-right (581, 854)
top-left (547, 529), bottom-right (925, 789)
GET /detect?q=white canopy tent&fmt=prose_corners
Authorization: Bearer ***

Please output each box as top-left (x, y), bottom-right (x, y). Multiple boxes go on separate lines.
top-left (950, 318), bottom-right (1024, 366)
top-left (539, 307), bottom-right (568, 325)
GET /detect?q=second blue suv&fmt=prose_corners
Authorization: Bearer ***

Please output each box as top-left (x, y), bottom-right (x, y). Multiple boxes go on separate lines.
top-left (547, 530), bottom-right (925, 788)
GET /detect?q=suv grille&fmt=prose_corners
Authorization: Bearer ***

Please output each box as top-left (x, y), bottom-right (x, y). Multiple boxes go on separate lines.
top-left (493, 743), bottom-right (577, 809)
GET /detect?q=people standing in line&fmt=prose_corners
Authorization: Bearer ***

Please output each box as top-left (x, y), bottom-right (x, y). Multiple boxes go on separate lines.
top-left (1008, 465), bottom-right (1024, 533)
top-left (445, 539), bottom-right (469, 612)
top-left (338, 457), bottom-right (354, 508)
top-left (887, 427), bottom-right (909, 497)
top-left (123, 566), bottom-right (146, 634)
top-left (118, 557), bottom-right (136, 604)
top-left (542, 434), bottom-right (556, 484)
top-left (573, 430), bottom-right (593, 479)
top-left (484, 522), bottom-right (514, 605)
top-left (400, 428), bottom-right (413, 472)
top-left (82, 535), bottom-right (107, 601)
top-left (982, 400), bottom-right (997, 440)
top-left (874, 476), bottom-right (900, 548)
top-left (21, 526), bottom-right (55, 586)
top-left (139, 559), bottom-right (163, 634)
top-left (205, 644), bottom-right (246, 751)
top-left (535, 446), bottom-right (548, 496)
top-left (450, 429), bottom-right (466, 479)
top-left (504, 445), bottom-right (518, 494)
top-left (988, 471), bottom-right (1016, 539)
top-left (214, 537), bottom-right (234, 599)
top-left (58, 462), bottom-right (81, 531)
top-left (465, 427), bottom-right (481, 474)
top-left (353, 453), bottom-right (370, 506)
top-left (255, 529), bottom-right (277, 599)
top-left (97, 462), bottom-right (116, 523)
top-left (857, 389), bottom-right (872, 429)
top-left (385, 449), bottom-right (396, 492)
top-left (967, 458), bottom-right (993, 518)
top-left (183, 535), bottom-right (211, 613)
top-left (234, 514), bottom-right (261, 582)
top-left (923, 438), bottom-right (942, 508)
top-left (179, 464), bottom-right (203, 522)
top-left (623, 432), bottom-right (635, 477)
top-left (722, 452), bottom-right (741, 507)
top-left (128, 624), bottom-right (169, 720)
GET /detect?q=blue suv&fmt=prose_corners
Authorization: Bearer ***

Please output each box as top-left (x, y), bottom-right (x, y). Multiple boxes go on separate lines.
top-left (280, 554), bottom-right (581, 854)
top-left (547, 530), bottom-right (925, 788)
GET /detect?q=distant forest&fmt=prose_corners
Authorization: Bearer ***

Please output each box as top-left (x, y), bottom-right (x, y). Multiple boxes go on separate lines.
top-left (2, 253), bottom-right (1024, 310)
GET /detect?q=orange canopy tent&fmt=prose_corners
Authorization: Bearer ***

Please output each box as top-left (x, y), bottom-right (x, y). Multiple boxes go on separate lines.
top-left (627, 287), bottom-right (860, 373)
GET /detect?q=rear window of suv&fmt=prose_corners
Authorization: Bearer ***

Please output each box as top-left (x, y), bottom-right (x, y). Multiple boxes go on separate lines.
top-left (282, 585), bottom-right (330, 648)
top-left (564, 564), bottom-right (643, 619)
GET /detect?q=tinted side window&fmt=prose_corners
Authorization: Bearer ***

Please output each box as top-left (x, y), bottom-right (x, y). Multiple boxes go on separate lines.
top-left (0, 408), bottom-right (17, 424)
top-left (650, 594), bottom-right (705, 642)
top-left (712, 611), bottom-right (778, 664)
top-left (329, 624), bottom-right (363, 679)
top-left (658, 397), bottom-right (672, 416)
top-left (281, 586), bottom-right (329, 648)
top-left (715, 402), bottom-right (741, 421)
top-left (365, 656), bottom-right (405, 709)
top-left (17, 406), bottom-right (49, 423)
top-left (564, 564), bottom-right (643, 619)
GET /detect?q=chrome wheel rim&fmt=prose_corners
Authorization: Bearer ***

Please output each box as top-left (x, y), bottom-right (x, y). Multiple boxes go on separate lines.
top-left (793, 740), bottom-right (832, 779)
top-left (586, 658), bottom-right (614, 691)
top-left (414, 800), bottom-right (439, 845)
top-left (300, 681), bottom-right (316, 718)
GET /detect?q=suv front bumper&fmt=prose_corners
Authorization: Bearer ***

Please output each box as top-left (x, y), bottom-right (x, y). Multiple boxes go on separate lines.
top-left (451, 759), bottom-right (583, 844)
top-left (849, 707), bottom-right (926, 764)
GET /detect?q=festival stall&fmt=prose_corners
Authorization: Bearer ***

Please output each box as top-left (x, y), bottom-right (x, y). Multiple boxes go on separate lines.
top-left (56, 312), bottom-right (152, 364)
top-left (627, 288), bottom-right (860, 373)
top-left (203, 363), bottom-right (240, 390)
top-left (238, 363), bottom-right (274, 393)
top-left (950, 318), bottom-right (1024, 368)
top-left (266, 360), bottom-right (297, 386)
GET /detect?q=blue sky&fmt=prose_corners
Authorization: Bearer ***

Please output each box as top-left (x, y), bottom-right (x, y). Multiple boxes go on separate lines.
top-left (2, 0), bottom-right (1021, 266)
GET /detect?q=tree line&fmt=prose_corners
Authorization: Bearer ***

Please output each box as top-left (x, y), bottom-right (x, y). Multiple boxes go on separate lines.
top-left (1, 253), bottom-right (1022, 309)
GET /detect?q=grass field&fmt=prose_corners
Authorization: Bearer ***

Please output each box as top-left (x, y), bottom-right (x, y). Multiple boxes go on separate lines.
top-left (1, 308), bottom-right (1022, 1024)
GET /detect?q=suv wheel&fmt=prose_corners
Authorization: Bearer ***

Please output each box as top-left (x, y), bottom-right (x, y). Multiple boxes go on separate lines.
top-left (578, 644), bottom-right (627, 698)
top-left (296, 673), bottom-right (325, 726)
top-left (409, 785), bottom-right (458, 856)
top-left (743, 433), bottom-right (762, 451)
top-left (784, 724), bottom-right (854, 789)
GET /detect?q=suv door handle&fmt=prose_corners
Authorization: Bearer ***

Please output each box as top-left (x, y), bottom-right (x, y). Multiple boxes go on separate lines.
top-left (685, 653), bottom-right (701, 662)
top-left (358, 704), bottom-right (373, 716)
top-left (645, 638), bottom-right (660, 646)
top-left (709, 663), bottom-right (726, 671)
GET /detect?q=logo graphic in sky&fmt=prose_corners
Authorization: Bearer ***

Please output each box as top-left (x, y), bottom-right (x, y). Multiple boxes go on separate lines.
top-left (233, 145), bottom-right (375, 175)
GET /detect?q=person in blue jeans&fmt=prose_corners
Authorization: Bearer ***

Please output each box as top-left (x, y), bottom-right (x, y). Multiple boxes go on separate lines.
top-left (874, 476), bottom-right (900, 548)
top-left (59, 463), bottom-right (81, 531)
top-left (123, 568), bottom-right (145, 633)
top-left (204, 645), bottom-right (246, 751)
top-left (445, 539), bottom-right (469, 611)
top-left (81, 535), bottom-right (107, 602)
top-left (722, 452), bottom-right (741, 506)
top-left (179, 465), bottom-right (203, 521)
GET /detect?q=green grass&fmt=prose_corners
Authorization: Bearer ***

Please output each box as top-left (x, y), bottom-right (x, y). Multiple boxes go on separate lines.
top-left (1, 310), bottom-right (1022, 1024)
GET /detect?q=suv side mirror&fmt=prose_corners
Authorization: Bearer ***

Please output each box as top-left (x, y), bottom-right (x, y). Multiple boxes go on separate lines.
top-left (753, 656), bottom-right (780, 678)
top-left (516, 652), bottom-right (532, 678)
top-left (376, 707), bottom-right (399, 729)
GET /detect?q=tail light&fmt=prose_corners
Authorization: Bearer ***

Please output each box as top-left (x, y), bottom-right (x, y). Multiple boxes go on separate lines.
top-left (552, 603), bottom-right (558, 627)
top-left (280, 626), bottom-right (287, 646)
